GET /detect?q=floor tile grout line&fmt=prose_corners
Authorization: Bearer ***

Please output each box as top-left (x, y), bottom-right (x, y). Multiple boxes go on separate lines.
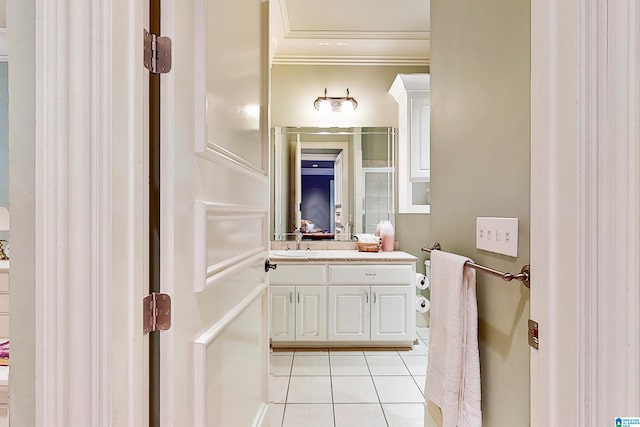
top-left (363, 349), bottom-right (391, 427)
top-left (327, 351), bottom-right (337, 427)
top-left (276, 345), bottom-right (428, 426)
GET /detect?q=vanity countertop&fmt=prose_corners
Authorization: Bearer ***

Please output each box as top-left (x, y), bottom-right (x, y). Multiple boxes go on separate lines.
top-left (269, 249), bottom-right (417, 264)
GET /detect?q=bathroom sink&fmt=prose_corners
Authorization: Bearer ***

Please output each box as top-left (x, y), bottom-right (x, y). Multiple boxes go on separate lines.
top-left (273, 250), bottom-right (319, 257)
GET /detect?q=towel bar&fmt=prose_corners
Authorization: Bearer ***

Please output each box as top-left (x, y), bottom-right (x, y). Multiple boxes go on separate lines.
top-left (421, 242), bottom-right (531, 288)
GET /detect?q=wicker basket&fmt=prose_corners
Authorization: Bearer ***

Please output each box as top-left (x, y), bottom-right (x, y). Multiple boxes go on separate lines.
top-left (357, 242), bottom-right (381, 253)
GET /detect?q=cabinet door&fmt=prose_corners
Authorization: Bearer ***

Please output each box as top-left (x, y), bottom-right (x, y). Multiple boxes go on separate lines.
top-left (328, 286), bottom-right (370, 341)
top-left (296, 286), bottom-right (327, 341)
top-left (270, 285), bottom-right (295, 342)
top-left (371, 286), bottom-right (414, 341)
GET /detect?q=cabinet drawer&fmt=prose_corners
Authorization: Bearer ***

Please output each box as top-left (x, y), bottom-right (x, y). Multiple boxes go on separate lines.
top-left (0, 274), bottom-right (7, 293)
top-left (270, 264), bottom-right (326, 285)
top-left (329, 265), bottom-right (413, 285)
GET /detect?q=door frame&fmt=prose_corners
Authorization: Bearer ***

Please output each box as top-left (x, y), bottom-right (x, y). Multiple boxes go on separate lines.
top-left (9, 0), bottom-right (148, 425)
top-left (8, 0), bottom-right (639, 425)
top-left (531, 0), bottom-right (640, 425)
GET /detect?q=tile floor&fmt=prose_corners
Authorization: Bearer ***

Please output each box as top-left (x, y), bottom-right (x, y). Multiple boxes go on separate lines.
top-left (269, 327), bottom-right (430, 427)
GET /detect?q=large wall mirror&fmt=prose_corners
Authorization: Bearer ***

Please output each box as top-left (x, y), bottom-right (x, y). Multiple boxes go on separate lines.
top-left (271, 127), bottom-right (395, 241)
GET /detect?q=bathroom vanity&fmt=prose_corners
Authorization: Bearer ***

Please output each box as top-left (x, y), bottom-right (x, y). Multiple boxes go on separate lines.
top-left (268, 250), bottom-right (417, 348)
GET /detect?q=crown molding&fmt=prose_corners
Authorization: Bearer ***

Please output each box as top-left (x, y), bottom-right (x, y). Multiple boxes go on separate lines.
top-left (284, 30), bottom-right (430, 40)
top-left (272, 54), bottom-right (429, 66)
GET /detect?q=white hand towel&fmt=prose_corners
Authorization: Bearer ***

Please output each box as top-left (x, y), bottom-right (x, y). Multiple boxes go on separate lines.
top-left (425, 250), bottom-right (481, 427)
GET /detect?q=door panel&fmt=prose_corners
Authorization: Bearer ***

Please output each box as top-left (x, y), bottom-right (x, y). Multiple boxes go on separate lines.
top-left (161, 0), bottom-right (269, 425)
top-left (296, 286), bottom-right (327, 340)
top-left (270, 286), bottom-right (295, 341)
top-left (371, 286), bottom-right (414, 340)
top-left (328, 286), bottom-right (370, 341)
top-left (195, 298), bottom-right (265, 426)
top-left (196, 0), bottom-right (266, 172)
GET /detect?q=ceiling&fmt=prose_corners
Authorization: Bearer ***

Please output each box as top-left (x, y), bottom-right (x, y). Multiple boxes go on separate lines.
top-left (270, 0), bottom-right (430, 66)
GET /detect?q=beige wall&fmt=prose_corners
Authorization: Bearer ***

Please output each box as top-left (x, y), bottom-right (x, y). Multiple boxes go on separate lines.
top-left (428, 0), bottom-right (531, 425)
top-left (271, 64), bottom-right (431, 266)
top-left (271, 64), bottom-right (427, 128)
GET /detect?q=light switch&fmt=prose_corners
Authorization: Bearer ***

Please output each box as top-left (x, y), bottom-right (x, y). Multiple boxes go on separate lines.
top-left (476, 217), bottom-right (518, 257)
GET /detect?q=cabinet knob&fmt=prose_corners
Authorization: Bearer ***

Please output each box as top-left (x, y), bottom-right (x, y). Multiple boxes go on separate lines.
top-left (365, 291), bottom-right (369, 303)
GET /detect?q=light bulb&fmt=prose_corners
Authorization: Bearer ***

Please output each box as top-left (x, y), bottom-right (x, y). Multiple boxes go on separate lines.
top-left (318, 100), bottom-right (331, 113)
top-left (340, 100), bottom-right (354, 113)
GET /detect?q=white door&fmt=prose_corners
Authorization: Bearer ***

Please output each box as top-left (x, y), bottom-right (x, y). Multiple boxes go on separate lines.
top-left (328, 285), bottom-right (370, 341)
top-left (160, 0), bottom-right (270, 426)
top-left (370, 286), bottom-right (414, 341)
top-left (295, 286), bottom-right (327, 340)
top-left (270, 286), bottom-right (295, 342)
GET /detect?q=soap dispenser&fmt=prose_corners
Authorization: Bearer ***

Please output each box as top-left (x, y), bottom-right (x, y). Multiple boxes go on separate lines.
top-left (379, 220), bottom-right (395, 252)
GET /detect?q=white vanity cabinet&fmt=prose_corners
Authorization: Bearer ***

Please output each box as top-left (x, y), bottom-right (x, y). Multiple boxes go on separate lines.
top-left (269, 263), bottom-right (327, 342)
top-left (328, 265), bottom-right (414, 342)
top-left (268, 250), bottom-right (417, 347)
top-left (270, 285), bottom-right (327, 342)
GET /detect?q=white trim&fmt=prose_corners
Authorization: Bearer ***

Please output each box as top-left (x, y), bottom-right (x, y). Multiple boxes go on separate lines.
top-left (199, 141), bottom-right (269, 178)
top-left (32, 0), bottom-right (114, 425)
top-left (91, 0), bottom-right (113, 424)
top-left (531, 0), bottom-right (640, 425)
top-left (251, 403), bottom-right (269, 427)
top-left (193, 0), bottom-right (207, 165)
top-left (0, 29), bottom-right (7, 61)
top-left (205, 251), bottom-right (266, 290)
top-left (194, 200), bottom-right (269, 291)
top-left (271, 55), bottom-right (430, 66)
top-left (284, 30), bottom-right (430, 41)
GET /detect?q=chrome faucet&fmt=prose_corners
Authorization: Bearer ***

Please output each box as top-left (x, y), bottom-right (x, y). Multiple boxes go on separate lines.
top-left (281, 230), bottom-right (302, 250)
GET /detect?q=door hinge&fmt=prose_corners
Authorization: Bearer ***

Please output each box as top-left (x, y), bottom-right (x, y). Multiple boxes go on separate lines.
top-left (143, 292), bottom-right (172, 334)
top-left (528, 319), bottom-right (539, 350)
top-left (143, 29), bottom-right (172, 74)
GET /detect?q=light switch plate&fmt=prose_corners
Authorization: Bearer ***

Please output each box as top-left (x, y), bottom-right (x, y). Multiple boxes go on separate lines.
top-left (476, 217), bottom-right (518, 257)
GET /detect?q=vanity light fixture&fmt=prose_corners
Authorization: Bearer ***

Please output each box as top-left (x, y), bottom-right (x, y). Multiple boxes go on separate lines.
top-left (314, 88), bottom-right (358, 113)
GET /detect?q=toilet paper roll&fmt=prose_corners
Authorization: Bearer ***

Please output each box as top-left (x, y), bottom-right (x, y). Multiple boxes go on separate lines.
top-left (416, 273), bottom-right (430, 290)
top-left (416, 296), bottom-right (430, 313)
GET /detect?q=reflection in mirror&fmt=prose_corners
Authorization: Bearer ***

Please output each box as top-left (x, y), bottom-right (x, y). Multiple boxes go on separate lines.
top-left (271, 127), bottom-right (395, 241)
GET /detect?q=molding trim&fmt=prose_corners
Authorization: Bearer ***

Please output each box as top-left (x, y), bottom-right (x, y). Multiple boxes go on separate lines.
top-left (284, 30), bottom-right (430, 41)
top-left (0, 29), bottom-right (7, 61)
top-left (251, 403), bottom-right (269, 427)
top-left (198, 141), bottom-right (269, 178)
top-left (272, 55), bottom-right (430, 66)
top-left (532, 0), bottom-right (640, 425)
top-left (576, 1), bottom-right (640, 425)
top-left (194, 201), bottom-right (268, 292)
top-left (34, 0), bottom-right (113, 425)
